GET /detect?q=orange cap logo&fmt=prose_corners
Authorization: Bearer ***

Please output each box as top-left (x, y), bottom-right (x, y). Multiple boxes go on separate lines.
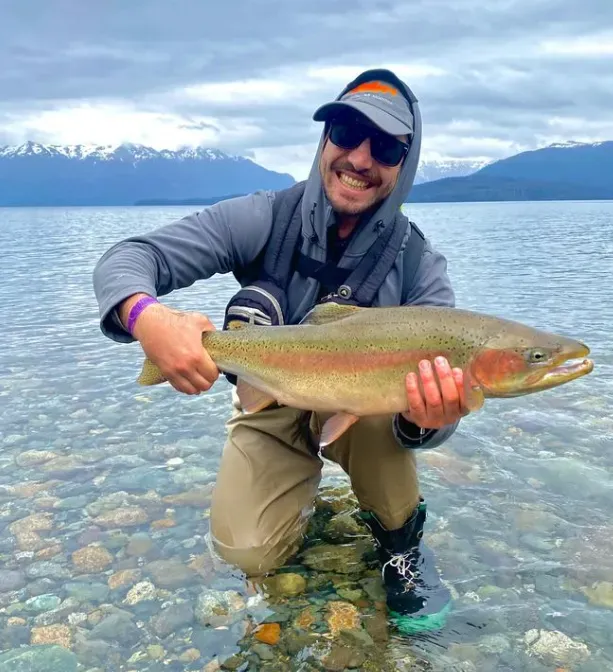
top-left (348, 81), bottom-right (398, 96)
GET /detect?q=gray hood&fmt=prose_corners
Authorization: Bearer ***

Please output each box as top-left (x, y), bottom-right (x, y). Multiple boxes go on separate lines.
top-left (300, 68), bottom-right (422, 260)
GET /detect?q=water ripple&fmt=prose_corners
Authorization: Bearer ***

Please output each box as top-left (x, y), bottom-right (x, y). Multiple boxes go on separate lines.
top-left (0, 201), bottom-right (612, 670)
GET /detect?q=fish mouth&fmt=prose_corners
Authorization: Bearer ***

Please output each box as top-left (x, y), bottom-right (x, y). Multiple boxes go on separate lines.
top-left (538, 357), bottom-right (594, 388)
top-left (529, 343), bottom-right (594, 391)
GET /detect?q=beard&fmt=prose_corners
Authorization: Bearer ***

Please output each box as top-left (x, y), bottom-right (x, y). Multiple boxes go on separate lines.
top-left (322, 168), bottom-right (392, 217)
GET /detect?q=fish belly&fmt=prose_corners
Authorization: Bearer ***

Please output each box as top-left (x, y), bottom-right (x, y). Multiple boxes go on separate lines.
top-left (233, 365), bottom-right (411, 416)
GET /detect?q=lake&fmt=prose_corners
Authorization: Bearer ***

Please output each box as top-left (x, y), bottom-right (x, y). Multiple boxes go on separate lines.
top-left (0, 199), bottom-right (612, 671)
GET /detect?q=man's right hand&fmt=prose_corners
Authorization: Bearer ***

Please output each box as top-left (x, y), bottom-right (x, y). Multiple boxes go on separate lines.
top-left (119, 294), bottom-right (219, 395)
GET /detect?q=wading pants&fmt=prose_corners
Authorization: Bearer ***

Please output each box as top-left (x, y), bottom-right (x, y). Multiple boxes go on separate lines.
top-left (209, 391), bottom-right (421, 577)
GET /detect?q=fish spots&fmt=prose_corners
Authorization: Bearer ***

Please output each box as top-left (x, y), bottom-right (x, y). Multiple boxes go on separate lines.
top-left (258, 349), bottom-right (451, 373)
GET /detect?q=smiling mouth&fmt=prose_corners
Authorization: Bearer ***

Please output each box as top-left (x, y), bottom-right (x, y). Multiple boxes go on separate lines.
top-left (336, 171), bottom-right (371, 191)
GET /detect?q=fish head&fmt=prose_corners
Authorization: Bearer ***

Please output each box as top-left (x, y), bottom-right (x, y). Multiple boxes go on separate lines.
top-left (470, 325), bottom-right (593, 397)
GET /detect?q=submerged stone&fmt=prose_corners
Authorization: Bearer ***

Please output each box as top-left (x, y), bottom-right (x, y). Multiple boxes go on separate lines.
top-left (0, 645), bottom-right (77, 672)
top-left (301, 543), bottom-right (366, 574)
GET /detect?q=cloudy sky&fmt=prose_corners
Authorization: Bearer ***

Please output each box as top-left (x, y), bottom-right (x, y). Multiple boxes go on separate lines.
top-left (3, 0), bottom-right (613, 178)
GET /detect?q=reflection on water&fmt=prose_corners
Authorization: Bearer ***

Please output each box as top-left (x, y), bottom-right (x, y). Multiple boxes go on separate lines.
top-left (0, 200), bottom-right (612, 670)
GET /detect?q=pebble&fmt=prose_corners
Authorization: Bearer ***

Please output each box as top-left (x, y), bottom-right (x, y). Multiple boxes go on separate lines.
top-left (25, 562), bottom-right (70, 580)
top-left (64, 581), bottom-right (109, 603)
top-left (92, 506), bottom-right (149, 529)
top-left (477, 633), bottom-right (512, 655)
top-left (88, 612), bottom-right (140, 646)
top-left (254, 623), bottom-right (281, 645)
top-left (252, 642), bottom-right (275, 660)
top-left (149, 600), bottom-right (195, 638)
top-left (166, 457), bottom-right (184, 467)
top-left (125, 532), bottom-right (153, 556)
top-left (71, 545), bottom-right (114, 573)
top-left (145, 559), bottom-right (195, 589)
top-left (0, 644), bottom-right (77, 671)
top-left (24, 593), bottom-right (62, 613)
top-left (108, 568), bottom-right (141, 590)
top-left (0, 569), bottom-right (26, 592)
top-left (147, 644), bottom-right (165, 660)
top-left (30, 624), bottom-right (72, 649)
top-left (325, 601), bottom-right (361, 636)
top-left (322, 643), bottom-right (366, 670)
top-left (524, 628), bottom-right (591, 666)
top-left (179, 647), bottom-right (201, 662)
top-left (15, 450), bottom-right (58, 468)
top-left (162, 486), bottom-right (212, 507)
top-left (171, 467), bottom-right (213, 487)
top-left (301, 543), bottom-right (366, 574)
top-left (55, 495), bottom-right (90, 510)
top-left (581, 581), bottom-right (613, 609)
top-left (265, 572), bottom-right (307, 597)
top-left (195, 589), bottom-right (246, 627)
top-left (124, 580), bottom-right (156, 606)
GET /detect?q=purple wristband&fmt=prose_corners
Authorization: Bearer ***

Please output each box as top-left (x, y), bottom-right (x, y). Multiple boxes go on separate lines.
top-left (127, 296), bottom-right (159, 335)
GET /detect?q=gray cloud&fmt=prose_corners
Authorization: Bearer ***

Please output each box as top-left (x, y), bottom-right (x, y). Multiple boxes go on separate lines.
top-left (2, 0), bottom-right (613, 170)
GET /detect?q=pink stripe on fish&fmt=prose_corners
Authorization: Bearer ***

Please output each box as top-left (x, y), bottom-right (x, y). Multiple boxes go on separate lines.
top-left (258, 349), bottom-right (448, 372)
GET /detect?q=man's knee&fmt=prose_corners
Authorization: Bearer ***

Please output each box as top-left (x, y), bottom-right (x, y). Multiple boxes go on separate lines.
top-left (210, 533), bottom-right (301, 577)
top-left (209, 503), bottom-right (310, 577)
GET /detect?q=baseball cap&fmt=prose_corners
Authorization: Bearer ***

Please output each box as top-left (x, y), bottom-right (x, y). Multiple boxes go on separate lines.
top-left (313, 79), bottom-right (414, 136)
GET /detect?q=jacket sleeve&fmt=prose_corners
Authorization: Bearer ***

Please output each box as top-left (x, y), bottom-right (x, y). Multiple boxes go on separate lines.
top-left (392, 237), bottom-right (461, 450)
top-left (92, 190), bottom-right (275, 342)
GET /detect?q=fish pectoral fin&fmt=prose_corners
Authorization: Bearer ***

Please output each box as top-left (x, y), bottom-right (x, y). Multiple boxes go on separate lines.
top-left (319, 412), bottom-right (359, 447)
top-left (236, 378), bottom-right (277, 414)
top-left (300, 302), bottom-right (364, 326)
top-left (463, 372), bottom-right (485, 412)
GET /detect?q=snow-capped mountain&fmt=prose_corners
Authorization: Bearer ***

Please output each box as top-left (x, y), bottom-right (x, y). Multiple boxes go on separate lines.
top-left (414, 157), bottom-right (492, 184)
top-left (409, 140), bottom-right (613, 202)
top-left (0, 142), bottom-right (294, 206)
top-left (0, 139), bottom-right (609, 206)
top-left (475, 139), bottom-right (613, 189)
top-left (0, 141), bottom-right (245, 163)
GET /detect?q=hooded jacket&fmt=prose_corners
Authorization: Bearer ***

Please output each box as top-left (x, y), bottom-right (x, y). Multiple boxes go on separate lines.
top-left (93, 69), bottom-right (459, 449)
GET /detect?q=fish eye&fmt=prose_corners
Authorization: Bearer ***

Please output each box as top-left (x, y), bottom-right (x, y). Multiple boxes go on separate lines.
top-left (525, 348), bottom-right (550, 364)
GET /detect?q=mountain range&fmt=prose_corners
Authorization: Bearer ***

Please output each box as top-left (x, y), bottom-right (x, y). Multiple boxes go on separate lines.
top-left (0, 142), bottom-right (294, 207)
top-left (0, 139), bottom-right (611, 206)
top-left (408, 141), bottom-right (613, 202)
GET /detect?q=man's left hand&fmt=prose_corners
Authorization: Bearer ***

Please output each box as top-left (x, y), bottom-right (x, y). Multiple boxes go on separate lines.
top-left (401, 357), bottom-right (471, 430)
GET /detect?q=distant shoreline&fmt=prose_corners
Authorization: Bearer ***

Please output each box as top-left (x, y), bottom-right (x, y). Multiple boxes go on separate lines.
top-left (1, 197), bottom-right (612, 208)
top-left (2, 138), bottom-right (611, 208)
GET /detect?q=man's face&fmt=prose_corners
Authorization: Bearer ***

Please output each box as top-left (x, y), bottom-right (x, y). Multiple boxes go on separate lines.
top-left (319, 114), bottom-right (408, 218)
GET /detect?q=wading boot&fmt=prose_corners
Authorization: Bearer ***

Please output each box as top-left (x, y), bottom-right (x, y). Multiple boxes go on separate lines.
top-left (360, 499), bottom-right (452, 635)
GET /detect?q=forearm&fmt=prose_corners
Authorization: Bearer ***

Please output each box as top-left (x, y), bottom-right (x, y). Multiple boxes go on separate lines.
top-left (93, 243), bottom-right (167, 342)
top-left (92, 191), bottom-right (274, 342)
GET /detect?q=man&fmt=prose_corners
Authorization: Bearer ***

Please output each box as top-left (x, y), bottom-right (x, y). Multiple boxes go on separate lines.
top-left (93, 68), bottom-right (470, 635)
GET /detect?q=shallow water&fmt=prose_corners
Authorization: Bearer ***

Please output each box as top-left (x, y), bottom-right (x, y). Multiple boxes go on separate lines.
top-left (0, 200), bottom-right (612, 671)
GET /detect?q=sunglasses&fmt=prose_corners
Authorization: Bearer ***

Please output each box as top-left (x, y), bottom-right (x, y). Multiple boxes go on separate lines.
top-left (328, 118), bottom-right (410, 167)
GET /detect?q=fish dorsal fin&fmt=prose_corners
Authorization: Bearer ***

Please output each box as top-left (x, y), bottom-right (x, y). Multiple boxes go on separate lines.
top-left (226, 319), bottom-right (248, 330)
top-left (300, 302), bottom-right (364, 326)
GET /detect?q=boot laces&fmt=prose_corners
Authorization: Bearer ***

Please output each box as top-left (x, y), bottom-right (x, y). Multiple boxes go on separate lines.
top-left (382, 552), bottom-right (418, 593)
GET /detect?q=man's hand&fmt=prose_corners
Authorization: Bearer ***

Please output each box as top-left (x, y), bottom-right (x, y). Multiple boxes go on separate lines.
top-left (402, 357), bottom-right (471, 430)
top-left (120, 294), bottom-right (219, 395)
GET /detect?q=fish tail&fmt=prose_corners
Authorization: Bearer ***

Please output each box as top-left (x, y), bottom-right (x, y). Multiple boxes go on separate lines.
top-left (137, 358), bottom-right (166, 386)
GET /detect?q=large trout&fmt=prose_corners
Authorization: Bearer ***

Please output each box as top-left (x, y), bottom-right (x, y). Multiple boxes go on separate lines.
top-left (137, 303), bottom-right (594, 446)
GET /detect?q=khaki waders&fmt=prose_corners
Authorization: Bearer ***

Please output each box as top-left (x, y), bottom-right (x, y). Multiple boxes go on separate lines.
top-left (210, 390), bottom-right (421, 577)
